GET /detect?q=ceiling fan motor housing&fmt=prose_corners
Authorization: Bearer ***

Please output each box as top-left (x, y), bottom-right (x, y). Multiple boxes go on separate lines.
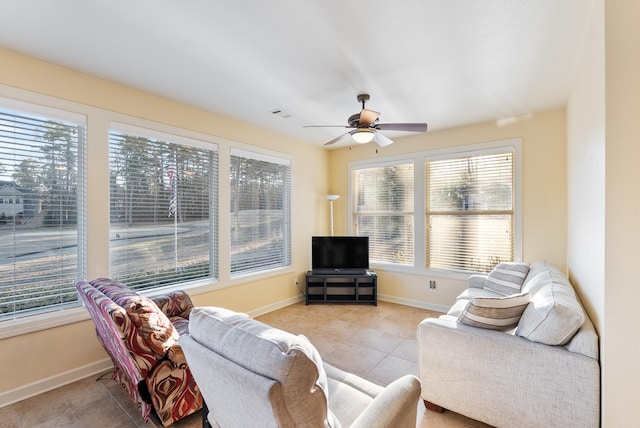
top-left (348, 113), bottom-right (363, 128)
top-left (349, 94), bottom-right (372, 127)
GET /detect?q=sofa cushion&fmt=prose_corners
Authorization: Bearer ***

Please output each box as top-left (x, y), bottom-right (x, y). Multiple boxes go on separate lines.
top-left (151, 290), bottom-right (194, 319)
top-left (521, 262), bottom-right (565, 296)
top-left (121, 295), bottom-right (180, 358)
top-left (457, 287), bottom-right (504, 301)
top-left (446, 298), bottom-right (470, 318)
top-left (483, 262), bottom-right (530, 295)
top-left (188, 306), bottom-right (329, 427)
top-left (521, 260), bottom-right (555, 292)
top-left (457, 292), bottom-right (530, 331)
top-left (324, 362), bottom-right (381, 427)
top-left (516, 270), bottom-right (586, 345)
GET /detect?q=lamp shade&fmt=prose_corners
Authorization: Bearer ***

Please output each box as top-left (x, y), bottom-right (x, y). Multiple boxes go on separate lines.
top-left (351, 129), bottom-right (375, 144)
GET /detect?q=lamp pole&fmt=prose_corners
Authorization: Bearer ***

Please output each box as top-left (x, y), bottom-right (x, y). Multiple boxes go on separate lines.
top-left (325, 195), bottom-right (340, 236)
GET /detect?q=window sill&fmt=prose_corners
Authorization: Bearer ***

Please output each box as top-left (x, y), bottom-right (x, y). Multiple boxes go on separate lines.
top-left (0, 266), bottom-right (295, 340)
top-left (370, 262), bottom-right (474, 281)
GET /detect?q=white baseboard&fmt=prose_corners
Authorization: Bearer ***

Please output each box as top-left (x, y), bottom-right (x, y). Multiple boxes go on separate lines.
top-left (0, 358), bottom-right (113, 408)
top-left (378, 293), bottom-right (449, 314)
top-left (248, 294), bottom-right (304, 318)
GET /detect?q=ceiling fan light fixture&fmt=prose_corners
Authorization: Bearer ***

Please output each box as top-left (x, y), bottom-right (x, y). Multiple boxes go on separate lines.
top-left (352, 129), bottom-right (375, 144)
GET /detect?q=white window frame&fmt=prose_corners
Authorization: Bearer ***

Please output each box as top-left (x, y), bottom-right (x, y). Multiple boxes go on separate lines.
top-left (349, 138), bottom-right (522, 279)
top-left (228, 147), bottom-right (293, 278)
top-left (350, 157), bottom-right (416, 267)
top-left (108, 122), bottom-right (219, 292)
top-left (0, 92), bottom-right (88, 338)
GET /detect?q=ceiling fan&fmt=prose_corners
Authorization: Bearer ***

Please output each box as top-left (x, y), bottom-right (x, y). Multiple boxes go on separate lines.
top-left (305, 94), bottom-right (428, 147)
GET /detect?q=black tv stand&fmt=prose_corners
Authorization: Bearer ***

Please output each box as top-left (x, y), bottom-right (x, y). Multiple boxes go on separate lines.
top-left (305, 270), bottom-right (377, 305)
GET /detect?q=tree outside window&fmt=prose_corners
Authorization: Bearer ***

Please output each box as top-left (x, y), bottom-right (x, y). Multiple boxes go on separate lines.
top-left (352, 162), bottom-right (414, 265)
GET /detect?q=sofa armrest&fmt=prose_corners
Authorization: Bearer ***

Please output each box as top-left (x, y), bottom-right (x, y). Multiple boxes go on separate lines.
top-left (350, 375), bottom-right (421, 428)
top-left (151, 290), bottom-right (194, 319)
top-left (468, 274), bottom-right (486, 288)
top-left (417, 317), bottom-right (600, 428)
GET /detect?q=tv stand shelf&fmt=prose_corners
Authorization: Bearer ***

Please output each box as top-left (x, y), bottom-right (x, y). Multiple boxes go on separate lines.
top-left (305, 271), bottom-right (377, 305)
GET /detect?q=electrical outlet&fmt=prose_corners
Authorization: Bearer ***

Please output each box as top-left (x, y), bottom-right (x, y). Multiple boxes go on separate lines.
top-left (294, 278), bottom-right (300, 287)
top-left (429, 280), bottom-right (436, 290)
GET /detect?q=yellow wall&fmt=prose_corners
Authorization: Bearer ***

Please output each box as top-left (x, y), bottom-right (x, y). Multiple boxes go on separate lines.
top-left (566, 2), bottom-right (606, 422)
top-left (602, 0), bottom-right (640, 424)
top-left (328, 109), bottom-right (568, 308)
top-left (567, 0), bottom-right (605, 338)
top-left (0, 48), bottom-right (330, 397)
top-left (567, 1), bottom-right (640, 423)
top-left (566, 0), bottom-right (640, 423)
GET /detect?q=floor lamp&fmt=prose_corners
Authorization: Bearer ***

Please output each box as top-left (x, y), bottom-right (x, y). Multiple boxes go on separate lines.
top-left (325, 195), bottom-right (340, 236)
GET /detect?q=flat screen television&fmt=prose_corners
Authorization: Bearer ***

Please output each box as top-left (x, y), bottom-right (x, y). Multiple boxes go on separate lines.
top-left (311, 236), bottom-right (369, 275)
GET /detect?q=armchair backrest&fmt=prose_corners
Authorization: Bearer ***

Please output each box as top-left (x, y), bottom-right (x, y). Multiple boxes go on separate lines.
top-left (181, 306), bottom-right (332, 428)
top-left (78, 278), bottom-right (180, 374)
top-left (76, 280), bottom-right (145, 382)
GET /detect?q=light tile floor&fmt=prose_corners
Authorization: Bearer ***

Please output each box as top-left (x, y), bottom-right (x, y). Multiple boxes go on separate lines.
top-left (2, 301), bottom-right (491, 427)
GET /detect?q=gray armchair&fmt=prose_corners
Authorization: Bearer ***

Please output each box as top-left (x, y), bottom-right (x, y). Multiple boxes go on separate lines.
top-left (180, 306), bottom-right (421, 428)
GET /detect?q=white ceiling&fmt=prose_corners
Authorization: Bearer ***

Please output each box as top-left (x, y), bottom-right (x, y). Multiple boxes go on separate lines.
top-left (0, 1), bottom-right (595, 148)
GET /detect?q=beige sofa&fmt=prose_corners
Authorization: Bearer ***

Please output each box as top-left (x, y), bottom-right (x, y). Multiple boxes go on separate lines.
top-left (417, 261), bottom-right (600, 428)
top-left (181, 306), bottom-right (421, 428)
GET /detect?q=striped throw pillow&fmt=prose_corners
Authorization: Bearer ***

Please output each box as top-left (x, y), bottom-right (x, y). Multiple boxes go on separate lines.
top-left (483, 262), bottom-right (530, 295)
top-left (457, 292), bottom-right (531, 331)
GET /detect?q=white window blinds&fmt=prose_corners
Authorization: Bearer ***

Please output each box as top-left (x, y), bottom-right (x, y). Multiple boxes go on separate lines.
top-left (352, 162), bottom-right (414, 265)
top-left (426, 151), bottom-right (514, 272)
top-left (0, 107), bottom-right (85, 320)
top-left (109, 128), bottom-right (217, 290)
top-left (230, 149), bottom-right (291, 276)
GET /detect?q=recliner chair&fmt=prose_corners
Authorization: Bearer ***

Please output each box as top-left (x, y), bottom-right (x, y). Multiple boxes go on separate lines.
top-left (180, 306), bottom-right (421, 428)
top-left (75, 278), bottom-right (202, 426)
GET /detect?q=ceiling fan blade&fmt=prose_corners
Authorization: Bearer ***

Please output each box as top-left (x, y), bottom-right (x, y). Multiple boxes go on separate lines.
top-left (303, 125), bottom-right (351, 128)
top-left (374, 132), bottom-right (394, 147)
top-left (359, 109), bottom-right (380, 126)
top-left (324, 132), bottom-right (351, 146)
top-left (375, 123), bottom-right (428, 132)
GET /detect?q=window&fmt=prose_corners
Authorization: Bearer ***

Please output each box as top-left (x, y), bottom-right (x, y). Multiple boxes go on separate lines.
top-left (352, 161), bottom-right (414, 265)
top-left (109, 126), bottom-right (217, 290)
top-left (350, 140), bottom-right (520, 274)
top-left (426, 150), bottom-right (514, 272)
top-left (0, 105), bottom-right (86, 320)
top-left (230, 149), bottom-right (291, 276)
